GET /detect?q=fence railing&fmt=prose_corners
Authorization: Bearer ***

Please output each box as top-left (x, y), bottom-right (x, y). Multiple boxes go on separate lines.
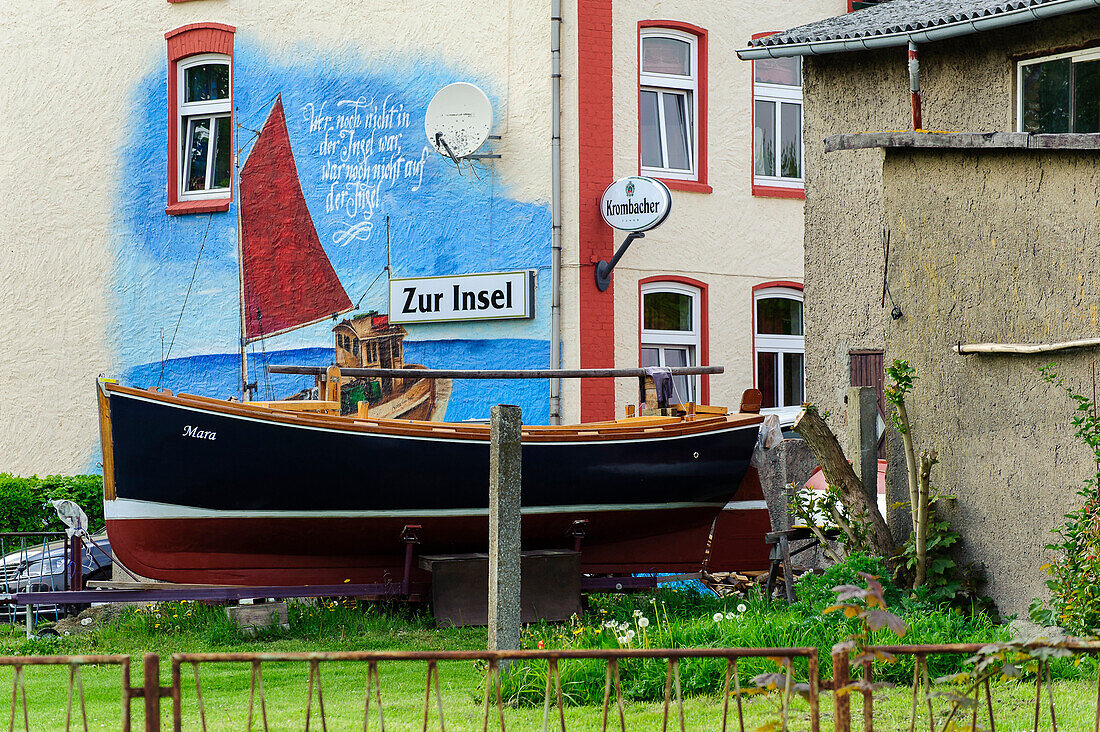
top-left (832, 640), bottom-right (1100, 732)
top-left (5, 642), bottom-right (1100, 731)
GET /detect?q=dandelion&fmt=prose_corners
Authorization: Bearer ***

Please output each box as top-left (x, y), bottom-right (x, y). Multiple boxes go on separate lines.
top-left (626, 629), bottom-right (635, 641)
top-left (638, 617), bottom-right (649, 628)
top-left (713, 612), bottom-right (724, 622)
top-left (633, 609), bottom-right (643, 618)
top-left (619, 622), bottom-right (630, 631)
top-left (573, 628), bottom-right (583, 635)
top-left (725, 612), bottom-right (735, 620)
top-left (737, 603), bottom-right (748, 613)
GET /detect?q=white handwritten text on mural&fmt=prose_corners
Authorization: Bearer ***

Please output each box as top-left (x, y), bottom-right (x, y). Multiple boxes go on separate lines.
top-left (302, 95), bottom-right (430, 246)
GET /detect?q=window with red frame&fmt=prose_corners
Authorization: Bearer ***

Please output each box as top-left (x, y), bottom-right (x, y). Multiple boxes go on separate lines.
top-left (166, 23), bottom-right (235, 215)
top-left (752, 51), bottom-right (803, 196)
top-left (639, 26), bottom-right (703, 184)
top-left (754, 286), bottom-right (804, 422)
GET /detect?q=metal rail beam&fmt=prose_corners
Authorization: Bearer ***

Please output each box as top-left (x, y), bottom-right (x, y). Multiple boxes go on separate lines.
top-left (269, 365), bottom-right (723, 379)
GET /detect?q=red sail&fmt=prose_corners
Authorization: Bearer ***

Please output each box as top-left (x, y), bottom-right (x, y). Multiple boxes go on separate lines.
top-left (239, 95), bottom-right (352, 342)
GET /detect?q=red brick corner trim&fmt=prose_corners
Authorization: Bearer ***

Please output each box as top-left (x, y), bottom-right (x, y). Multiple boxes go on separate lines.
top-left (166, 23), bottom-right (236, 215)
top-left (578, 0), bottom-right (616, 422)
top-left (638, 275), bottom-right (710, 405)
top-left (638, 20), bottom-right (709, 194)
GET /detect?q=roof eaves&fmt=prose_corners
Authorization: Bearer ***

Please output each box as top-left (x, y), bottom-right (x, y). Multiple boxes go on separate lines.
top-left (736, 0), bottom-right (1100, 60)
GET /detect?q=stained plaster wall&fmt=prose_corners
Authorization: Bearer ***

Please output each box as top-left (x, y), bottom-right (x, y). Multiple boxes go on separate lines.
top-left (1, 0), bottom-right (554, 474)
top-left (803, 12), bottom-right (1100, 616)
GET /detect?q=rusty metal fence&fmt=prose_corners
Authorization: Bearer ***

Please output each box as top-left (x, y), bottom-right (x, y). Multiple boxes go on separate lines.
top-left (5, 642), bottom-right (1100, 730)
top-left (832, 640), bottom-right (1100, 732)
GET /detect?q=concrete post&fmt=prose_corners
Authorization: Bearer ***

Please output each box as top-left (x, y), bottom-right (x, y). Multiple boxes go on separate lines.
top-left (488, 404), bottom-right (522, 657)
top-left (846, 386), bottom-right (878, 505)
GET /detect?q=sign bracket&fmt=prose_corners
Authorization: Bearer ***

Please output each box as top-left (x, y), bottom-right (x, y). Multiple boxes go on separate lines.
top-left (594, 232), bottom-right (645, 292)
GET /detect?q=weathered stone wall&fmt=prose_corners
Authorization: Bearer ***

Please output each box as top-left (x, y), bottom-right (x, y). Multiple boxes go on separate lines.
top-left (803, 11), bottom-right (1100, 616)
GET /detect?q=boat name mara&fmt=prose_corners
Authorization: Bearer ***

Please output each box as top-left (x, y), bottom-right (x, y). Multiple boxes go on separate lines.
top-left (182, 425), bottom-right (217, 441)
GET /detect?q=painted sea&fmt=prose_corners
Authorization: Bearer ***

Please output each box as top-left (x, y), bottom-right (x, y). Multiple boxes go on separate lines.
top-left (121, 339), bottom-right (552, 424)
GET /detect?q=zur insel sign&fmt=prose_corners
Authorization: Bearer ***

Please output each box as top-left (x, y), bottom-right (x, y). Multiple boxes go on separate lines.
top-left (600, 176), bottom-right (672, 232)
top-left (389, 270), bottom-right (535, 324)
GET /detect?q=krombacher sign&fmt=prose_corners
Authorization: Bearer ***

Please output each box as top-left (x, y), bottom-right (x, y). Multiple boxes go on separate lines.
top-left (599, 176), bottom-right (672, 232)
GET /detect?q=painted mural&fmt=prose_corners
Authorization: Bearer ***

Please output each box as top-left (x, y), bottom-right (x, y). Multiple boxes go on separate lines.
top-left (114, 39), bottom-right (551, 442)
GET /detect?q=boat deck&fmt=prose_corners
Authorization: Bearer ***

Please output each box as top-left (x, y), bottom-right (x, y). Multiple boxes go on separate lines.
top-left (105, 383), bottom-right (764, 443)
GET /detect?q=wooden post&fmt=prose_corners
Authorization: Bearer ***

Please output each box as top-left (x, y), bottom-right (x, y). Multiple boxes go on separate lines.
top-left (325, 365), bottom-right (341, 403)
top-left (833, 647), bottom-right (851, 732)
top-left (144, 653), bottom-right (160, 732)
top-left (488, 404), bottom-right (522, 662)
top-left (794, 406), bottom-right (896, 562)
top-left (846, 387), bottom-right (878, 505)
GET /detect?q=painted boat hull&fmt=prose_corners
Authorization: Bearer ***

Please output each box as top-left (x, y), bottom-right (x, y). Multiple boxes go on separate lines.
top-left (101, 384), bottom-right (768, 585)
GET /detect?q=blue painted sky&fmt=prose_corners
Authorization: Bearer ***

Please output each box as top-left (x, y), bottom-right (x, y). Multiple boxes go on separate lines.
top-left (112, 37), bottom-right (552, 417)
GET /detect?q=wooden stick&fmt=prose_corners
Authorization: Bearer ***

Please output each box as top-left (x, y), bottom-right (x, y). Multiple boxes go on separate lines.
top-left (955, 337), bottom-right (1100, 355)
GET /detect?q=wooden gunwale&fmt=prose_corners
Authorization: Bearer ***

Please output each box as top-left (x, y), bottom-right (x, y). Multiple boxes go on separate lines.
top-left (107, 383), bottom-right (762, 443)
top-left (97, 383), bottom-right (117, 501)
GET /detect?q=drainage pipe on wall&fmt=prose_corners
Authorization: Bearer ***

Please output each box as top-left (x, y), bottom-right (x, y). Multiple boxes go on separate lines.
top-left (908, 41), bottom-right (921, 130)
top-left (548, 0), bottom-right (563, 424)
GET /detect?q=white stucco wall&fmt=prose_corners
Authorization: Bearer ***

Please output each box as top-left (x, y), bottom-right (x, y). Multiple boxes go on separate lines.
top-left (1, 0), bottom-right (551, 474)
top-left (597, 0), bottom-right (844, 417)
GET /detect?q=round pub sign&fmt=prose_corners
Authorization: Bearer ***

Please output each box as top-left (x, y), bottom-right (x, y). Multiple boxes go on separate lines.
top-left (600, 176), bottom-right (672, 232)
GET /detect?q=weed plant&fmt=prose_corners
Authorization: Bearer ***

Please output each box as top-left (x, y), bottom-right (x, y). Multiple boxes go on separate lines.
top-left (502, 555), bottom-right (1094, 706)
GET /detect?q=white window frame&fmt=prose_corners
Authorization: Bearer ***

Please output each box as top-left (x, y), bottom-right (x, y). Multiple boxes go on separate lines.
top-left (639, 29), bottom-right (698, 181)
top-left (753, 61), bottom-right (804, 190)
top-left (1016, 46), bottom-right (1100, 132)
top-left (177, 53), bottom-right (232, 202)
top-left (640, 281), bottom-right (702, 404)
top-left (753, 286), bottom-right (805, 424)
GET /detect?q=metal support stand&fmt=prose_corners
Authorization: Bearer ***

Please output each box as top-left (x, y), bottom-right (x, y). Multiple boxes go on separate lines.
top-left (595, 232), bottom-right (645, 292)
top-left (570, 519), bottom-right (588, 553)
top-left (400, 525), bottom-right (421, 596)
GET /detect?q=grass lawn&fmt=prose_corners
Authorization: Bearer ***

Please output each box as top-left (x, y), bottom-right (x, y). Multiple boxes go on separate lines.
top-left (0, 590), bottom-right (1095, 731)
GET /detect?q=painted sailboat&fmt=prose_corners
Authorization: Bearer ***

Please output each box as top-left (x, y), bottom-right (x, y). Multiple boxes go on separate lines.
top-left (236, 95), bottom-right (447, 418)
top-left (96, 97), bottom-right (771, 587)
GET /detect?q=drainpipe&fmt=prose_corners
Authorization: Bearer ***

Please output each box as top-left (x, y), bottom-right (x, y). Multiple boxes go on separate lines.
top-left (549, 0), bottom-right (563, 424)
top-left (908, 41), bottom-right (922, 131)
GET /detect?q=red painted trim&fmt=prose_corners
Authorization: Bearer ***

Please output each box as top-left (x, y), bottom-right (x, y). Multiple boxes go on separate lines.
top-left (578, 0), bottom-right (616, 422)
top-left (166, 23), bottom-right (235, 214)
top-left (166, 199), bottom-right (231, 216)
top-left (751, 184), bottom-right (805, 200)
top-left (749, 280), bottom-right (804, 392)
top-left (638, 275), bottom-right (710, 405)
top-left (749, 31), bottom-right (805, 200)
top-left (637, 21), bottom-right (708, 191)
top-left (660, 179), bottom-right (713, 194)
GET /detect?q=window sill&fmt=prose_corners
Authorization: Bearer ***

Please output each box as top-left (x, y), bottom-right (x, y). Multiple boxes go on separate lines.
top-left (824, 130), bottom-right (1100, 152)
top-left (752, 184), bottom-right (804, 200)
top-left (656, 178), bottom-right (712, 194)
top-left (166, 198), bottom-right (231, 216)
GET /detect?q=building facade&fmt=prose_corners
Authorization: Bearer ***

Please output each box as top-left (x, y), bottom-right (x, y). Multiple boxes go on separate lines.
top-left (740, 0), bottom-right (1100, 616)
top-left (2, 0), bottom-right (840, 475)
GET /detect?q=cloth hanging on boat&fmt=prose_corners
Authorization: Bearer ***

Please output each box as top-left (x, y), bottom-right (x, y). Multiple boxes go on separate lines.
top-left (644, 366), bottom-right (673, 408)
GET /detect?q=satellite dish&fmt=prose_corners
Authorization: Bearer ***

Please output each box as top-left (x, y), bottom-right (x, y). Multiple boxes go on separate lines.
top-left (425, 82), bottom-right (493, 159)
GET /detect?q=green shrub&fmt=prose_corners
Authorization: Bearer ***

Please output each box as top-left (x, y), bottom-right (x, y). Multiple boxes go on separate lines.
top-left (0, 474), bottom-right (105, 533)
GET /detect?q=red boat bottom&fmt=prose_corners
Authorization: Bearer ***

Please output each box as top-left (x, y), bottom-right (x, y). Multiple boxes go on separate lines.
top-left (106, 507), bottom-right (723, 586)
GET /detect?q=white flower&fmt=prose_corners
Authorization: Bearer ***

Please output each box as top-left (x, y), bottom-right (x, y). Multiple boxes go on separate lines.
top-left (604, 620), bottom-right (617, 628)
top-left (638, 617), bottom-right (650, 628)
top-left (633, 609), bottom-right (643, 618)
top-left (619, 622), bottom-right (630, 631)
top-left (737, 603), bottom-right (748, 613)
top-left (626, 629), bottom-right (636, 641)
top-left (725, 612), bottom-right (736, 620)
top-left (713, 612), bottom-right (724, 623)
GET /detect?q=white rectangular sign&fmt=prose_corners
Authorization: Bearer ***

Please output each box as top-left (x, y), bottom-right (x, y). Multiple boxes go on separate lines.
top-left (389, 270), bottom-right (535, 324)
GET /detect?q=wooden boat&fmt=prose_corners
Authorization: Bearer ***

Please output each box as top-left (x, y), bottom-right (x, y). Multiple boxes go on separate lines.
top-left (96, 375), bottom-right (770, 586)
